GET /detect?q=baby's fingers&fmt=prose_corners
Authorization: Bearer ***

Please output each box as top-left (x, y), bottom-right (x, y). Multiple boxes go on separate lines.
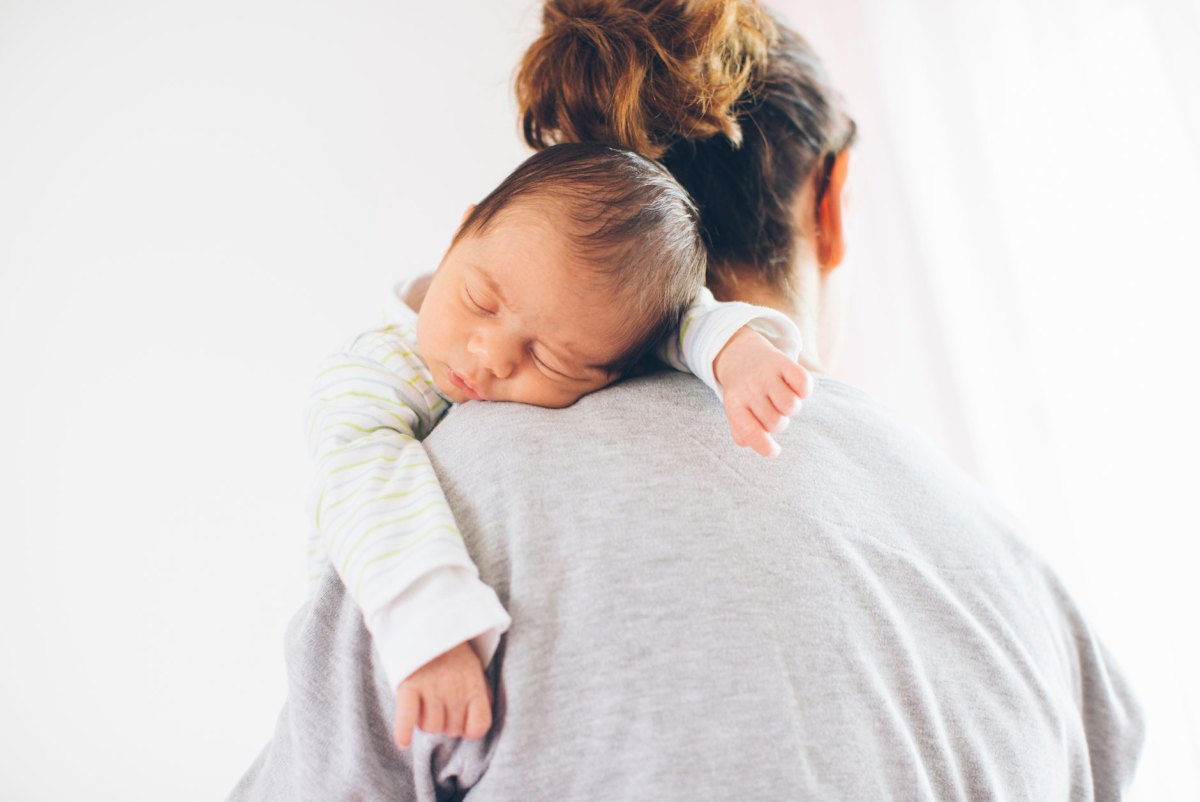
top-left (418, 697), bottom-right (445, 735)
top-left (739, 407), bottom-right (781, 458)
top-left (782, 360), bottom-right (814, 400)
top-left (394, 686), bottom-right (421, 749)
top-left (751, 396), bottom-right (789, 436)
top-left (727, 406), bottom-right (759, 445)
top-left (443, 698), bottom-right (466, 739)
top-left (767, 377), bottom-right (803, 418)
top-left (464, 694), bottom-right (493, 741)
top-left (726, 404), bottom-right (780, 457)
top-left (745, 427), bottom-right (781, 458)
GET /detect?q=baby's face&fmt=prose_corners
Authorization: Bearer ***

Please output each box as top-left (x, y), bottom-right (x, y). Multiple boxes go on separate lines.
top-left (417, 206), bottom-right (630, 408)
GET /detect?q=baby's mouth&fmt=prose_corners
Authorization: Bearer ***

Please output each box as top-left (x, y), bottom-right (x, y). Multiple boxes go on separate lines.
top-left (448, 368), bottom-right (486, 401)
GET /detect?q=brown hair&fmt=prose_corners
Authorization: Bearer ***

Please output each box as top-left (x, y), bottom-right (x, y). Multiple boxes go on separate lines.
top-left (516, 0), bottom-right (856, 293)
top-left (456, 142), bottom-right (706, 374)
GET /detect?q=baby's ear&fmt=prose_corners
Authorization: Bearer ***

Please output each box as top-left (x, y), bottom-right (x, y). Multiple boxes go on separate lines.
top-left (402, 273), bottom-right (434, 313)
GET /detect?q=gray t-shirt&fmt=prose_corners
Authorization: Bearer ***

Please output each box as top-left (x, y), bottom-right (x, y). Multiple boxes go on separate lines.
top-left (231, 372), bottom-right (1143, 801)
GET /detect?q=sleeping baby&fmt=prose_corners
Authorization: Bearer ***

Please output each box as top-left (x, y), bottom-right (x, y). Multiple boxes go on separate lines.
top-left (304, 142), bottom-right (812, 749)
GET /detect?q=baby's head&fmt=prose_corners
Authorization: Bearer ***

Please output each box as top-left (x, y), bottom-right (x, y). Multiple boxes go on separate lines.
top-left (418, 143), bottom-right (706, 408)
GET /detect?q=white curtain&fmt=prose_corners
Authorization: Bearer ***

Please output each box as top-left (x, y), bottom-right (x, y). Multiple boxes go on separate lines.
top-left (777, 0), bottom-right (1200, 797)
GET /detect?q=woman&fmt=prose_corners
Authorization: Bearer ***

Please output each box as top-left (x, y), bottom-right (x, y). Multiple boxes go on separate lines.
top-left (232, 2), bottom-right (1142, 799)
top-left (516, 0), bottom-right (856, 375)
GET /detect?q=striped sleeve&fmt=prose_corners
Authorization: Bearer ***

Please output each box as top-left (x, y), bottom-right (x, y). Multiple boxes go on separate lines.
top-left (303, 323), bottom-right (509, 688)
top-left (659, 287), bottom-right (803, 400)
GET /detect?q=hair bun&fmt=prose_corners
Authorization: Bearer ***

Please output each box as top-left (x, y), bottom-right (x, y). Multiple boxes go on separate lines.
top-left (518, 0), bottom-right (776, 158)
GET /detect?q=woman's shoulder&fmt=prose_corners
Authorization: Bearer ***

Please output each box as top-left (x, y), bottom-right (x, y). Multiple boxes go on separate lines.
top-left (425, 369), bottom-right (888, 466)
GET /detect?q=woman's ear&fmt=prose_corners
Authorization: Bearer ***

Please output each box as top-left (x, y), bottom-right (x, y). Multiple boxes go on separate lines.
top-left (816, 150), bottom-right (850, 270)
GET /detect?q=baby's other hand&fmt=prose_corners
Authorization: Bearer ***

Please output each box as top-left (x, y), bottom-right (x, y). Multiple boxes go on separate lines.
top-left (712, 326), bottom-right (813, 458)
top-left (393, 641), bottom-right (493, 749)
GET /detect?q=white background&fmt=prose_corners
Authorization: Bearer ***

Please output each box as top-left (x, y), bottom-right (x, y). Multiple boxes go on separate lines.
top-left (1, 1), bottom-right (1197, 799)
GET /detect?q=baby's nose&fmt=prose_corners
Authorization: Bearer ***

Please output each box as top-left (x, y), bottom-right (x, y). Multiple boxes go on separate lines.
top-left (468, 333), bottom-right (516, 379)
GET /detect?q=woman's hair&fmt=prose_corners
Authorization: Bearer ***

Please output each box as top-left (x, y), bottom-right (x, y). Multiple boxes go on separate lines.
top-left (456, 142), bottom-right (706, 374)
top-left (516, 0), bottom-right (856, 293)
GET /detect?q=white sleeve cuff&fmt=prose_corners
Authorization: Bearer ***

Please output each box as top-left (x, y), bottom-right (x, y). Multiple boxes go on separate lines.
top-left (688, 303), bottom-right (803, 401)
top-left (365, 566), bottom-right (512, 692)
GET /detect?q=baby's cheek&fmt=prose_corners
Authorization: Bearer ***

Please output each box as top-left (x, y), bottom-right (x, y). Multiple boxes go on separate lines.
top-left (540, 382), bottom-right (593, 410)
top-left (558, 376), bottom-right (618, 408)
top-left (541, 388), bottom-right (587, 409)
top-left (514, 374), bottom-right (614, 409)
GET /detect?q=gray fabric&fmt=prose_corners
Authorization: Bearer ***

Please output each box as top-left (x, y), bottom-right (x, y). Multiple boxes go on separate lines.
top-left (231, 372), bottom-right (1144, 801)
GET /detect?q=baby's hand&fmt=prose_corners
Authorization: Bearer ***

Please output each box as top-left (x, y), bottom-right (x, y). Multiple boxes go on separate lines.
top-left (393, 641), bottom-right (493, 749)
top-left (712, 326), bottom-right (813, 458)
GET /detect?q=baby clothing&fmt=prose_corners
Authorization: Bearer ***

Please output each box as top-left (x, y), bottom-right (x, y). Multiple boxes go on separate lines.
top-left (305, 284), bottom-right (801, 691)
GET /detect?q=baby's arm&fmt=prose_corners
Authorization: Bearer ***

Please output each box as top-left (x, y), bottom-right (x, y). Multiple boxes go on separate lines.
top-left (660, 288), bottom-right (812, 457)
top-left (305, 326), bottom-right (510, 746)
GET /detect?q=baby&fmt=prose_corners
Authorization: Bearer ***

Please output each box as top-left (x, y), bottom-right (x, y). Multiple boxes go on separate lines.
top-left (305, 143), bottom-right (812, 750)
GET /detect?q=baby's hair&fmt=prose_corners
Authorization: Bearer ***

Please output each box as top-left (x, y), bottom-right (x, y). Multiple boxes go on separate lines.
top-left (455, 142), bottom-right (706, 375)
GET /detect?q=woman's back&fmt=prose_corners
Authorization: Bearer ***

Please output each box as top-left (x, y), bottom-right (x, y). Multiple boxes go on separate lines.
top-left (420, 372), bottom-right (1143, 800)
top-left (231, 371), bottom-right (1142, 800)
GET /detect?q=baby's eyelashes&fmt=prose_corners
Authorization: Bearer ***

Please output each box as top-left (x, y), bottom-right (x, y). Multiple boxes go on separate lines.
top-left (530, 347), bottom-right (598, 384)
top-left (530, 348), bottom-right (570, 380)
top-left (464, 287), bottom-right (495, 315)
